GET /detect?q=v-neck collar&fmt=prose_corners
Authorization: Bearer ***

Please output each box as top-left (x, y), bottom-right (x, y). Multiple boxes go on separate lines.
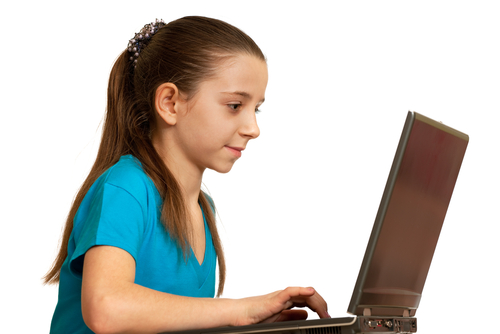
top-left (188, 208), bottom-right (214, 288)
top-left (191, 207), bottom-right (207, 266)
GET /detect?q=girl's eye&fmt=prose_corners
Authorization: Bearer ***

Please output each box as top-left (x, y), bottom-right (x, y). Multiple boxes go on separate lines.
top-left (227, 103), bottom-right (262, 114)
top-left (228, 104), bottom-right (241, 111)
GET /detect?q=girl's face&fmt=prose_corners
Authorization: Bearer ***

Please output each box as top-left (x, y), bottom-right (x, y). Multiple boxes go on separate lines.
top-left (171, 54), bottom-right (268, 174)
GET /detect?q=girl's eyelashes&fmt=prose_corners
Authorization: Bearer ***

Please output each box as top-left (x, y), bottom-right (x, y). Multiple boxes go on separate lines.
top-left (255, 102), bottom-right (263, 114)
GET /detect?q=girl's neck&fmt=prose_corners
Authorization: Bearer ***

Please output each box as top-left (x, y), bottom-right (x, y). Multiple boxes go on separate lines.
top-left (152, 135), bottom-right (204, 207)
top-left (169, 159), bottom-right (204, 205)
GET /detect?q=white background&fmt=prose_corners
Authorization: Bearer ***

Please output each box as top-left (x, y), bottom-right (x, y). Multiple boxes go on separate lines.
top-left (1, 1), bottom-right (499, 333)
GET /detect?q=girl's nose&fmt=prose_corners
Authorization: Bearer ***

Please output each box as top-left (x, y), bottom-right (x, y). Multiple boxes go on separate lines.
top-left (239, 112), bottom-right (260, 139)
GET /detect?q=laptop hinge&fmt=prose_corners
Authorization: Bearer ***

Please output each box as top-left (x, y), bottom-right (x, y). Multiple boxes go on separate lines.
top-left (362, 308), bottom-right (411, 317)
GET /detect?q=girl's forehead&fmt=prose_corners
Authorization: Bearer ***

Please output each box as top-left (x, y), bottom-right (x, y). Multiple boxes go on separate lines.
top-left (202, 55), bottom-right (268, 96)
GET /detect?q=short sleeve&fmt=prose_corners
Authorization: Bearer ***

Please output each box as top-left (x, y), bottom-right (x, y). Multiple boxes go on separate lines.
top-left (69, 182), bottom-right (146, 277)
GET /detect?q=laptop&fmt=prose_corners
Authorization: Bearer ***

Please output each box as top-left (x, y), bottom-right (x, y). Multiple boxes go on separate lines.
top-left (167, 111), bottom-right (469, 334)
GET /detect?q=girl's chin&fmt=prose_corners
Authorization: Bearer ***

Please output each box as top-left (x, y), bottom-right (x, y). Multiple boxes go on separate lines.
top-left (210, 162), bottom-right (236, 174)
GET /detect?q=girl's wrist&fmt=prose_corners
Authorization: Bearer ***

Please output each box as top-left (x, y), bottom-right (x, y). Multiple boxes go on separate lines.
top-left (208, 297), bottom-right (245, 327)
top-left (216, 297), bottom-right (250, 327)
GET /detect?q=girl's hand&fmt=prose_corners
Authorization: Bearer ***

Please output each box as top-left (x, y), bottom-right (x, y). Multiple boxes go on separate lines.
top-left (234, 287), bottom-right (330, 325)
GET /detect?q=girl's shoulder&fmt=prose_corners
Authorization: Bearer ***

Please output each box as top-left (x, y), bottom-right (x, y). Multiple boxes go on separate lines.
top-left (99, 155), bottom-right (158, 201)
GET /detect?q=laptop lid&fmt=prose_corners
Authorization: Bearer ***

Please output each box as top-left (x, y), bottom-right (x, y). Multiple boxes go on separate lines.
top-left (347, 111), bottom-right (468, 317)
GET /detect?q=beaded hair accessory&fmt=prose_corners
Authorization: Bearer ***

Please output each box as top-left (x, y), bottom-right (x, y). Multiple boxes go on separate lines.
top-left (128, 19), bottom-right (167, 67)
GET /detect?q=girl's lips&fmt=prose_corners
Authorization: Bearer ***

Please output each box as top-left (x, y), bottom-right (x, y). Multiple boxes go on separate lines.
top-left (225, 146), bottom-right (244, 158)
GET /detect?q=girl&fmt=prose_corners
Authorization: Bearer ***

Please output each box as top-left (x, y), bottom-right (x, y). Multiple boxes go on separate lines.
top-left (45, 16), bottom-right (329, 334)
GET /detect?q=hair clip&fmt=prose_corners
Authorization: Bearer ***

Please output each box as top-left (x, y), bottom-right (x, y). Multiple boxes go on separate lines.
top-left (128, 19), bottom-right (166, 67)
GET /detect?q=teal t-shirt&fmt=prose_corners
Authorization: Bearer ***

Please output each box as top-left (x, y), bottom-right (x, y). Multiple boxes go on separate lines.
top-left (50, 155), bottom-right (216, 334)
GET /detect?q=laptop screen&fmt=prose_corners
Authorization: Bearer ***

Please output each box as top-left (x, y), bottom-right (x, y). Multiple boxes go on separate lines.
top-left (347, 112), bottom-right (468, 316)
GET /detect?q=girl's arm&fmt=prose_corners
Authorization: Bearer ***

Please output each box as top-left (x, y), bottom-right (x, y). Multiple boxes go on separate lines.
top-left (82, 245), bottom-right (329, 334)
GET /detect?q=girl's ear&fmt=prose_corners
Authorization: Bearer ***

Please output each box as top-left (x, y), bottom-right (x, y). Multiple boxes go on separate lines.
top-left (155, 83), bottom-right (181, 126)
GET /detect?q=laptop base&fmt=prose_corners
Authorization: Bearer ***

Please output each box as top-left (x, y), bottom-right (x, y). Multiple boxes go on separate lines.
top-left (169, 316), bottom-right (416, 334)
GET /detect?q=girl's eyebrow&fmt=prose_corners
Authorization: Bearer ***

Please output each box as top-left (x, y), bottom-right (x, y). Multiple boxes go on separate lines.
top-left (222, 91), bottom-right (265, 103)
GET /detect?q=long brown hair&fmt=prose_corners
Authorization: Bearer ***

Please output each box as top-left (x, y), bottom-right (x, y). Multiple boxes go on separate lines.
top-left (44, 16), bottom-right (266, 297)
